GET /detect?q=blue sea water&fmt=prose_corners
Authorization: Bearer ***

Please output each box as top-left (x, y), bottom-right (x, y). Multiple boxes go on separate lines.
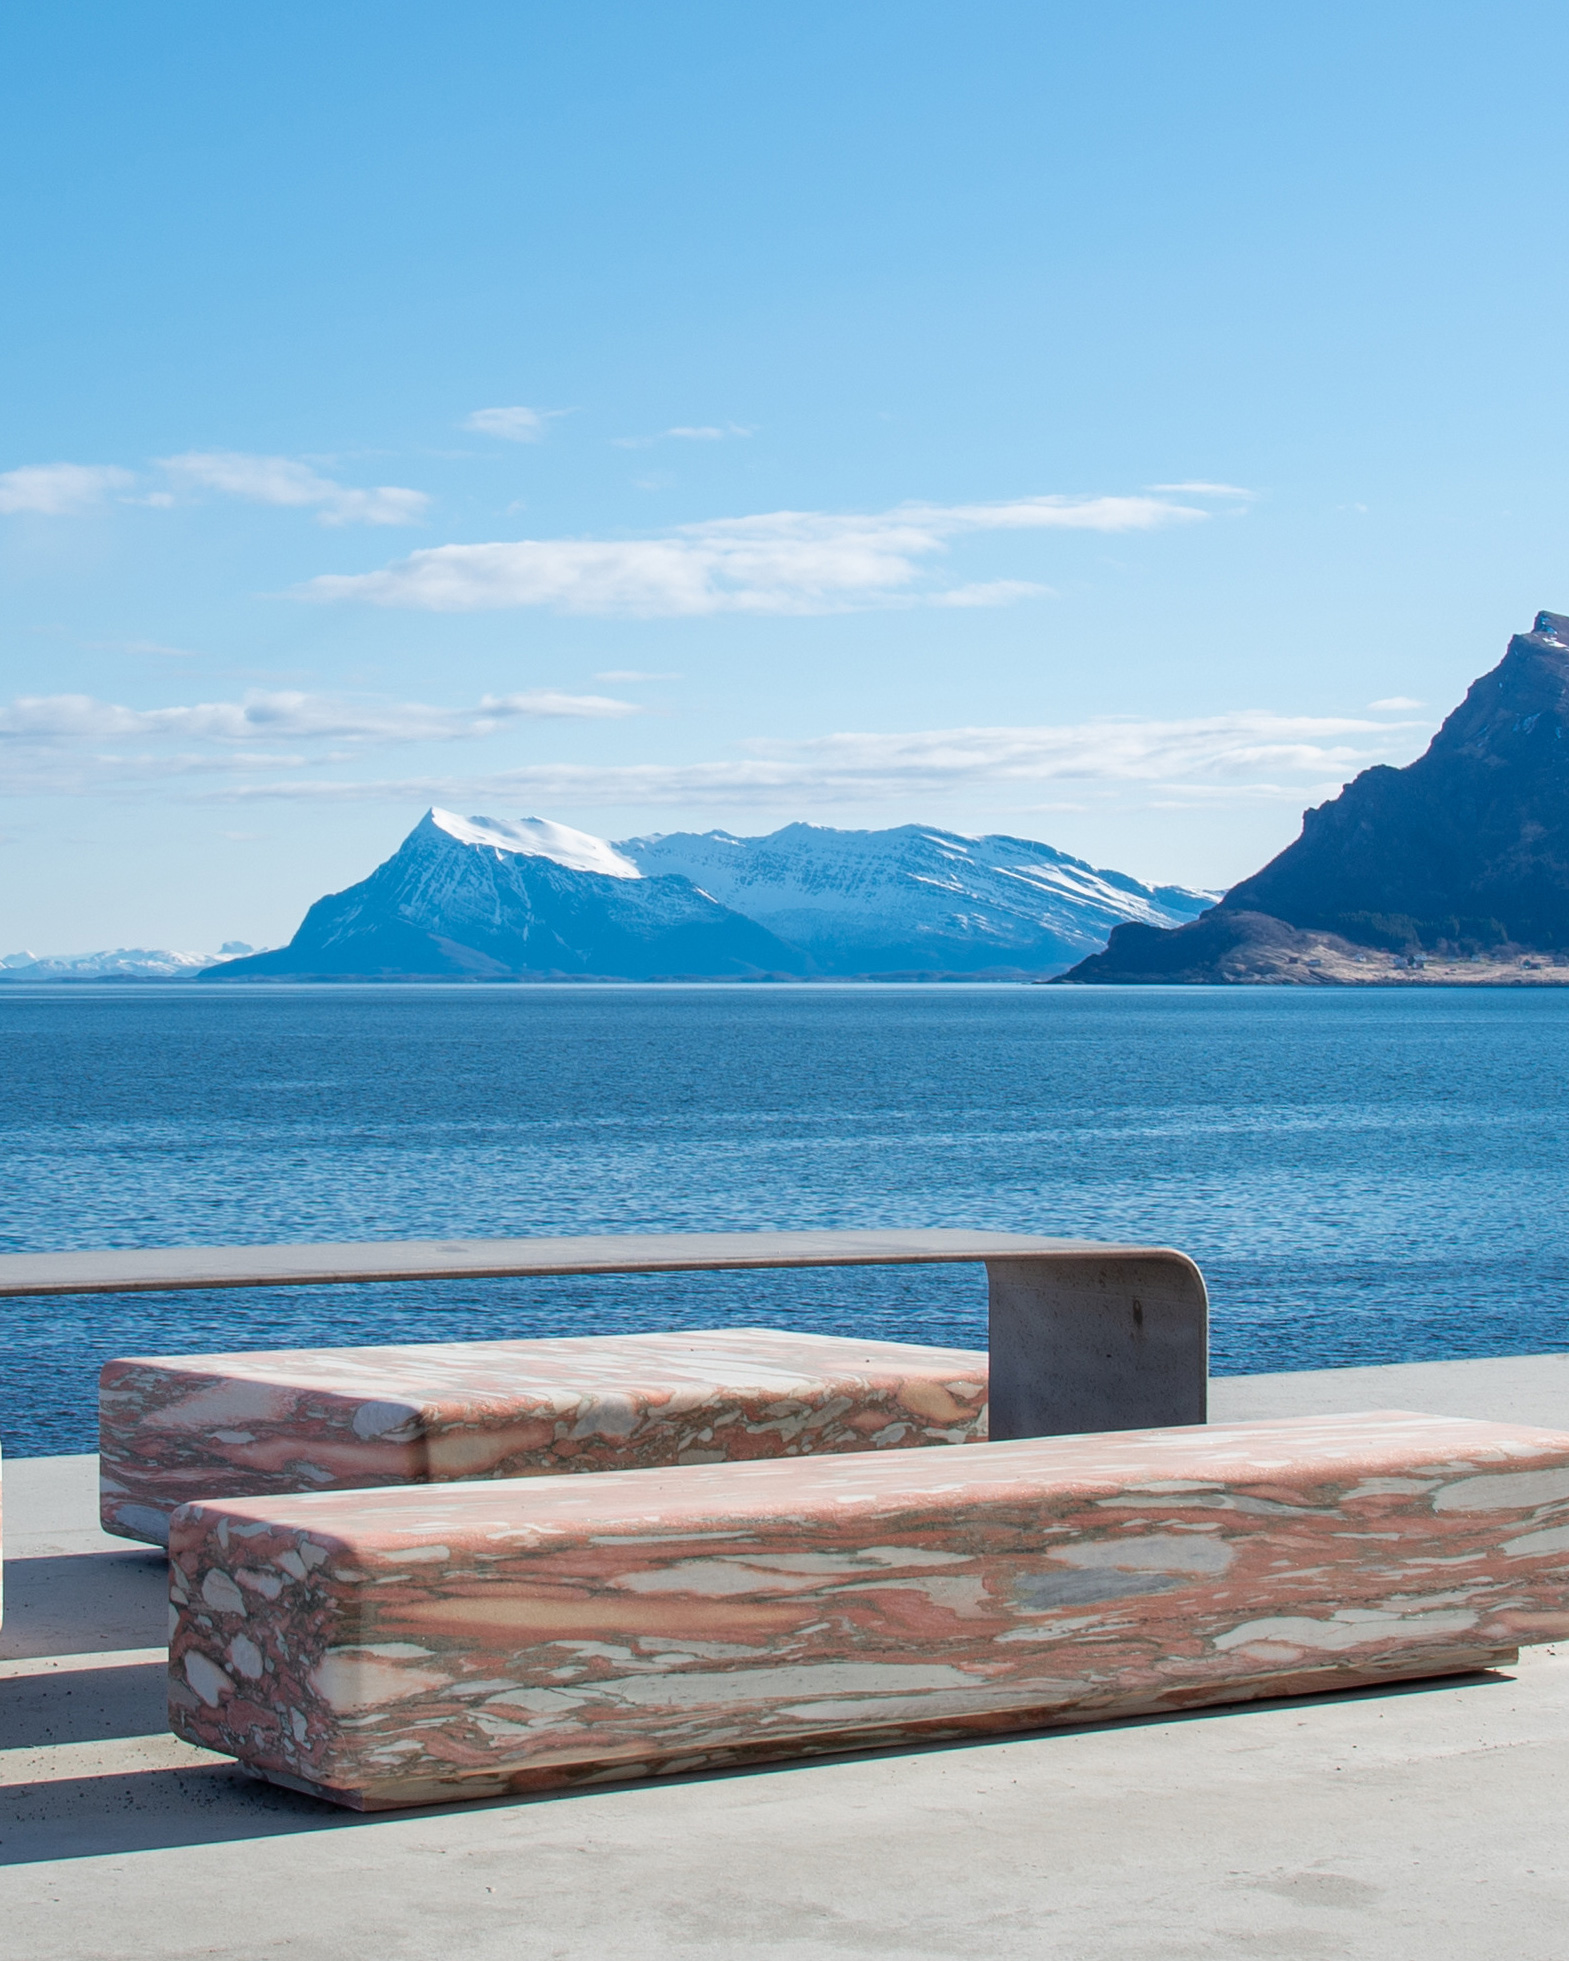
top-left (3, 982), bottom-right (1569, 1458)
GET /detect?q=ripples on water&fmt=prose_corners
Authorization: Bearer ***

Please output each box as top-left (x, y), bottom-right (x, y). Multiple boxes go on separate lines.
top-left (3, 982), bottom-right (1568, 1455)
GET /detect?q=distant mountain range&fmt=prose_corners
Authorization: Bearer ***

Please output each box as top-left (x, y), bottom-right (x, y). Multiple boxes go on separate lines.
top-left (203, 810), bottom-right (1213, 981)
top-left (37, 610), bottom-right (1569, 988)
top-left (1062, 610), bottom-right (1569, 984)
top-left (0, 945), bottom-right (254, 980)
top-left (621, 822), bottom-right (1209, 975)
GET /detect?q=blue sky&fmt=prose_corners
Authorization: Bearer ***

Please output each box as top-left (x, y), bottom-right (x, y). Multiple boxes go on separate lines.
top-left (5, 2), bottom-right (1569, 949)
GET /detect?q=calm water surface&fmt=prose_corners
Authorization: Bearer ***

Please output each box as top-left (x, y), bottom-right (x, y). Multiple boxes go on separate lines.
top-left (3, 982), bottom-right (1568, 1455)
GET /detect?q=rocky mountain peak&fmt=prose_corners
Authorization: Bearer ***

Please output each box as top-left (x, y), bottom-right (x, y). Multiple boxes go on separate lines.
top-left (1062, 608), bottom-right (1569, 980)
top-left (1433, 615), bottom-right (1569, 762)
top-left (1531, 610), bottom-right (1569, 645)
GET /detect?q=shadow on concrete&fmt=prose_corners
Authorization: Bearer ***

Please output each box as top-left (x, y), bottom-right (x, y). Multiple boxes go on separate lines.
top-left (0, 1762), bottom-right (339, 1864)
top-left (0, 1662), bottom-right (169, 1751)
top-left (0, 1552), bottom-right (168, 1662)
top-left (0, 1665), bottom-right (1521, 1869)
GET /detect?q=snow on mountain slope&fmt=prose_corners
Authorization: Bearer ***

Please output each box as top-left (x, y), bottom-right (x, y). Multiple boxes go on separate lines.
top-left (200, 808), bottom-right (1214, 981)
top-left (207, 808), bottom-right (805, 979)
top-left (429, 808), bottom-right (640, 879)
top-left (0, 947), bottom-right (227, 978)
top-left (619, 822), bottom-right (1214, 974)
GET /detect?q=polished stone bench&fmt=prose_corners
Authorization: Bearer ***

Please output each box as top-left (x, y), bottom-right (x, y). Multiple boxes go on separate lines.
top-left (166, 1409), bottom-right (1569, 1809)
top-left (26, 1229), bottom-right (1206, 1542)
top-left (99, 1328), bottom-right (989, 1544)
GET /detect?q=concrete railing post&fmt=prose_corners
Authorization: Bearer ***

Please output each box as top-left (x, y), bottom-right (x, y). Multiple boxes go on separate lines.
top-left (985, 1253), bottom-right (1208, 1440)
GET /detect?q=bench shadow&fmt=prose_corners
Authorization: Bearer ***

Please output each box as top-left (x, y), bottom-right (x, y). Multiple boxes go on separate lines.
top-left (0, 1662), bottom-right (170, 1751)
top-left (0, 1662), bottom-right (1519, 1868)
top-left (0, 1760), bottom-right (343, 1863)
top-left (0, 1551), bottom-right (169, 1662)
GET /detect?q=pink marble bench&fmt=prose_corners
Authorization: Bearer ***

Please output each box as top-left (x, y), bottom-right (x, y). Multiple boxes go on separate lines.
top-left (167, 1409), bottom-right (1569, 1809)
top-left (100, 1329), bottom-right (989, 1544)
top-left (88, 1228), bottom-right (1209, 1543)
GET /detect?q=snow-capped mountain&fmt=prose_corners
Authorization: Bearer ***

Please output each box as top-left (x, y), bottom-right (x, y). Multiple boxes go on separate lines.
top-left (206, 809), bottom-right (806, 979)
top-left (621, 822), bottom-right (1214, 975)
top-left (0, 946), bottom-right (245, 979)
top-left (203, 809), bottom-right (1212, 981)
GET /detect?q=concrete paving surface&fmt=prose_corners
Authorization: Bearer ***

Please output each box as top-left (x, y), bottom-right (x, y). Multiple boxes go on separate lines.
top-left (4, 1351), bottom-right (1569, 1959)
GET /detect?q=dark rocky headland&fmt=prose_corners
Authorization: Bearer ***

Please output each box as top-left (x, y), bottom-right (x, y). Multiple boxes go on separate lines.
top-left (1060, 610), bottom-right (1569, 985)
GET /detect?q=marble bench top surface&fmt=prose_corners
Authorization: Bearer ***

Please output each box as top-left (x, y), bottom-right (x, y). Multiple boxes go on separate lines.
top-left (103, 1327), bottom-right (988, 1398)
top-left (175, 1408), bottom-right (1569, 1542)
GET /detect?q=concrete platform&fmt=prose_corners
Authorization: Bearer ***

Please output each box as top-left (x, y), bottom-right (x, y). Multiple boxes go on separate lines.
top-left (5, 1351), bottom-right (1569, 1959)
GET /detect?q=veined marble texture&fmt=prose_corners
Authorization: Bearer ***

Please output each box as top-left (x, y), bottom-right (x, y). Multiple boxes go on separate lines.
top-left (167, 1410), bottom-right (1569, 1809)
top-left (102, 1329), bottom-right (988, 1544)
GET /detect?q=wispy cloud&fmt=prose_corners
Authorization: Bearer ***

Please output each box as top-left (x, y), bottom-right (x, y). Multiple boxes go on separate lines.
top-left (734, 713), bottom-right (1414, 792)
top-left (0, 453), bottom-right (431, 525)
top-left (158, 452), bottom-right (429, 526)
top-left (0, 686), bottom-right (638, 771)
top-left (2, 687), bottom-right (1434, 808)
top-left (612, 423), bottom-right (756, 449)
top-left (929, 580), bottom-right (1052, 608)
top-left (1368, 695), bottom-right (1425, 710)
top-left (90, 638), bottom-right (205, 659)
top-left (29, 708), bottom-right (1422, 812)
top-left (1145, 481), bottom-right (1255, 499)
top-left (304, 492), bottom-right (1210, 618)
top-left (0, 463), bottom-right (136, 515)
top-left (463, 406), bottom-right (571, 442)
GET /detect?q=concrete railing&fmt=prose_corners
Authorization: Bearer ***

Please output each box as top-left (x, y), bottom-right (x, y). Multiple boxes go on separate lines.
top-left (0, 1229), bottom-right (1209, 1439)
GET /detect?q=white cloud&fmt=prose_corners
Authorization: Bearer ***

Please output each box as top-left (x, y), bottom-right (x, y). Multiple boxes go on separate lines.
top-left (162, 708), bottom-right (1432, 811)
top-left (929, 580), bottom-right (1052, 608)
top-left (0, 451), bottom-right (431, 525)
top-left (158, 452), bottom-right (429, 526)
top-left (0, 463), bottom-right (136, 515)
top-left (1145, 481), bottom-right (1255, 498)
top-left (613, 423), bottom-right (756, 448)
top-left (475, 691), bottom-right (638, 721)
top-left (304, 492), bottom-right (1209, 618)
top-left (1368, 695), bottom-right (1425, 710)
top-left (463, 407), bottom-right (569, 442)
top-left (0, 686), bottom-right (638, 756)
top-left (97, 639), bottom-right (205, 659)
top-left (731, 712), bottom-right (1424, 794)
top-left (1146, 780), bottom-right (1353, 807)
top-left (3, 694), bottom-right (1435, 807)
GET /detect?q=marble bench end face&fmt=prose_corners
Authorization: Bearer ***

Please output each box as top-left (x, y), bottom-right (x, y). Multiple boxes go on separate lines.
top-left (100, 1328), bottom-right (989, 1543)
top-left (166, 1410), bottom-right (1569, 1809)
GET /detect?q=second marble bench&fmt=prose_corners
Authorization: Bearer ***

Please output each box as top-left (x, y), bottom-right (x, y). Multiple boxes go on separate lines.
top-left (99, 1327), bottom-right (989, 1544)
